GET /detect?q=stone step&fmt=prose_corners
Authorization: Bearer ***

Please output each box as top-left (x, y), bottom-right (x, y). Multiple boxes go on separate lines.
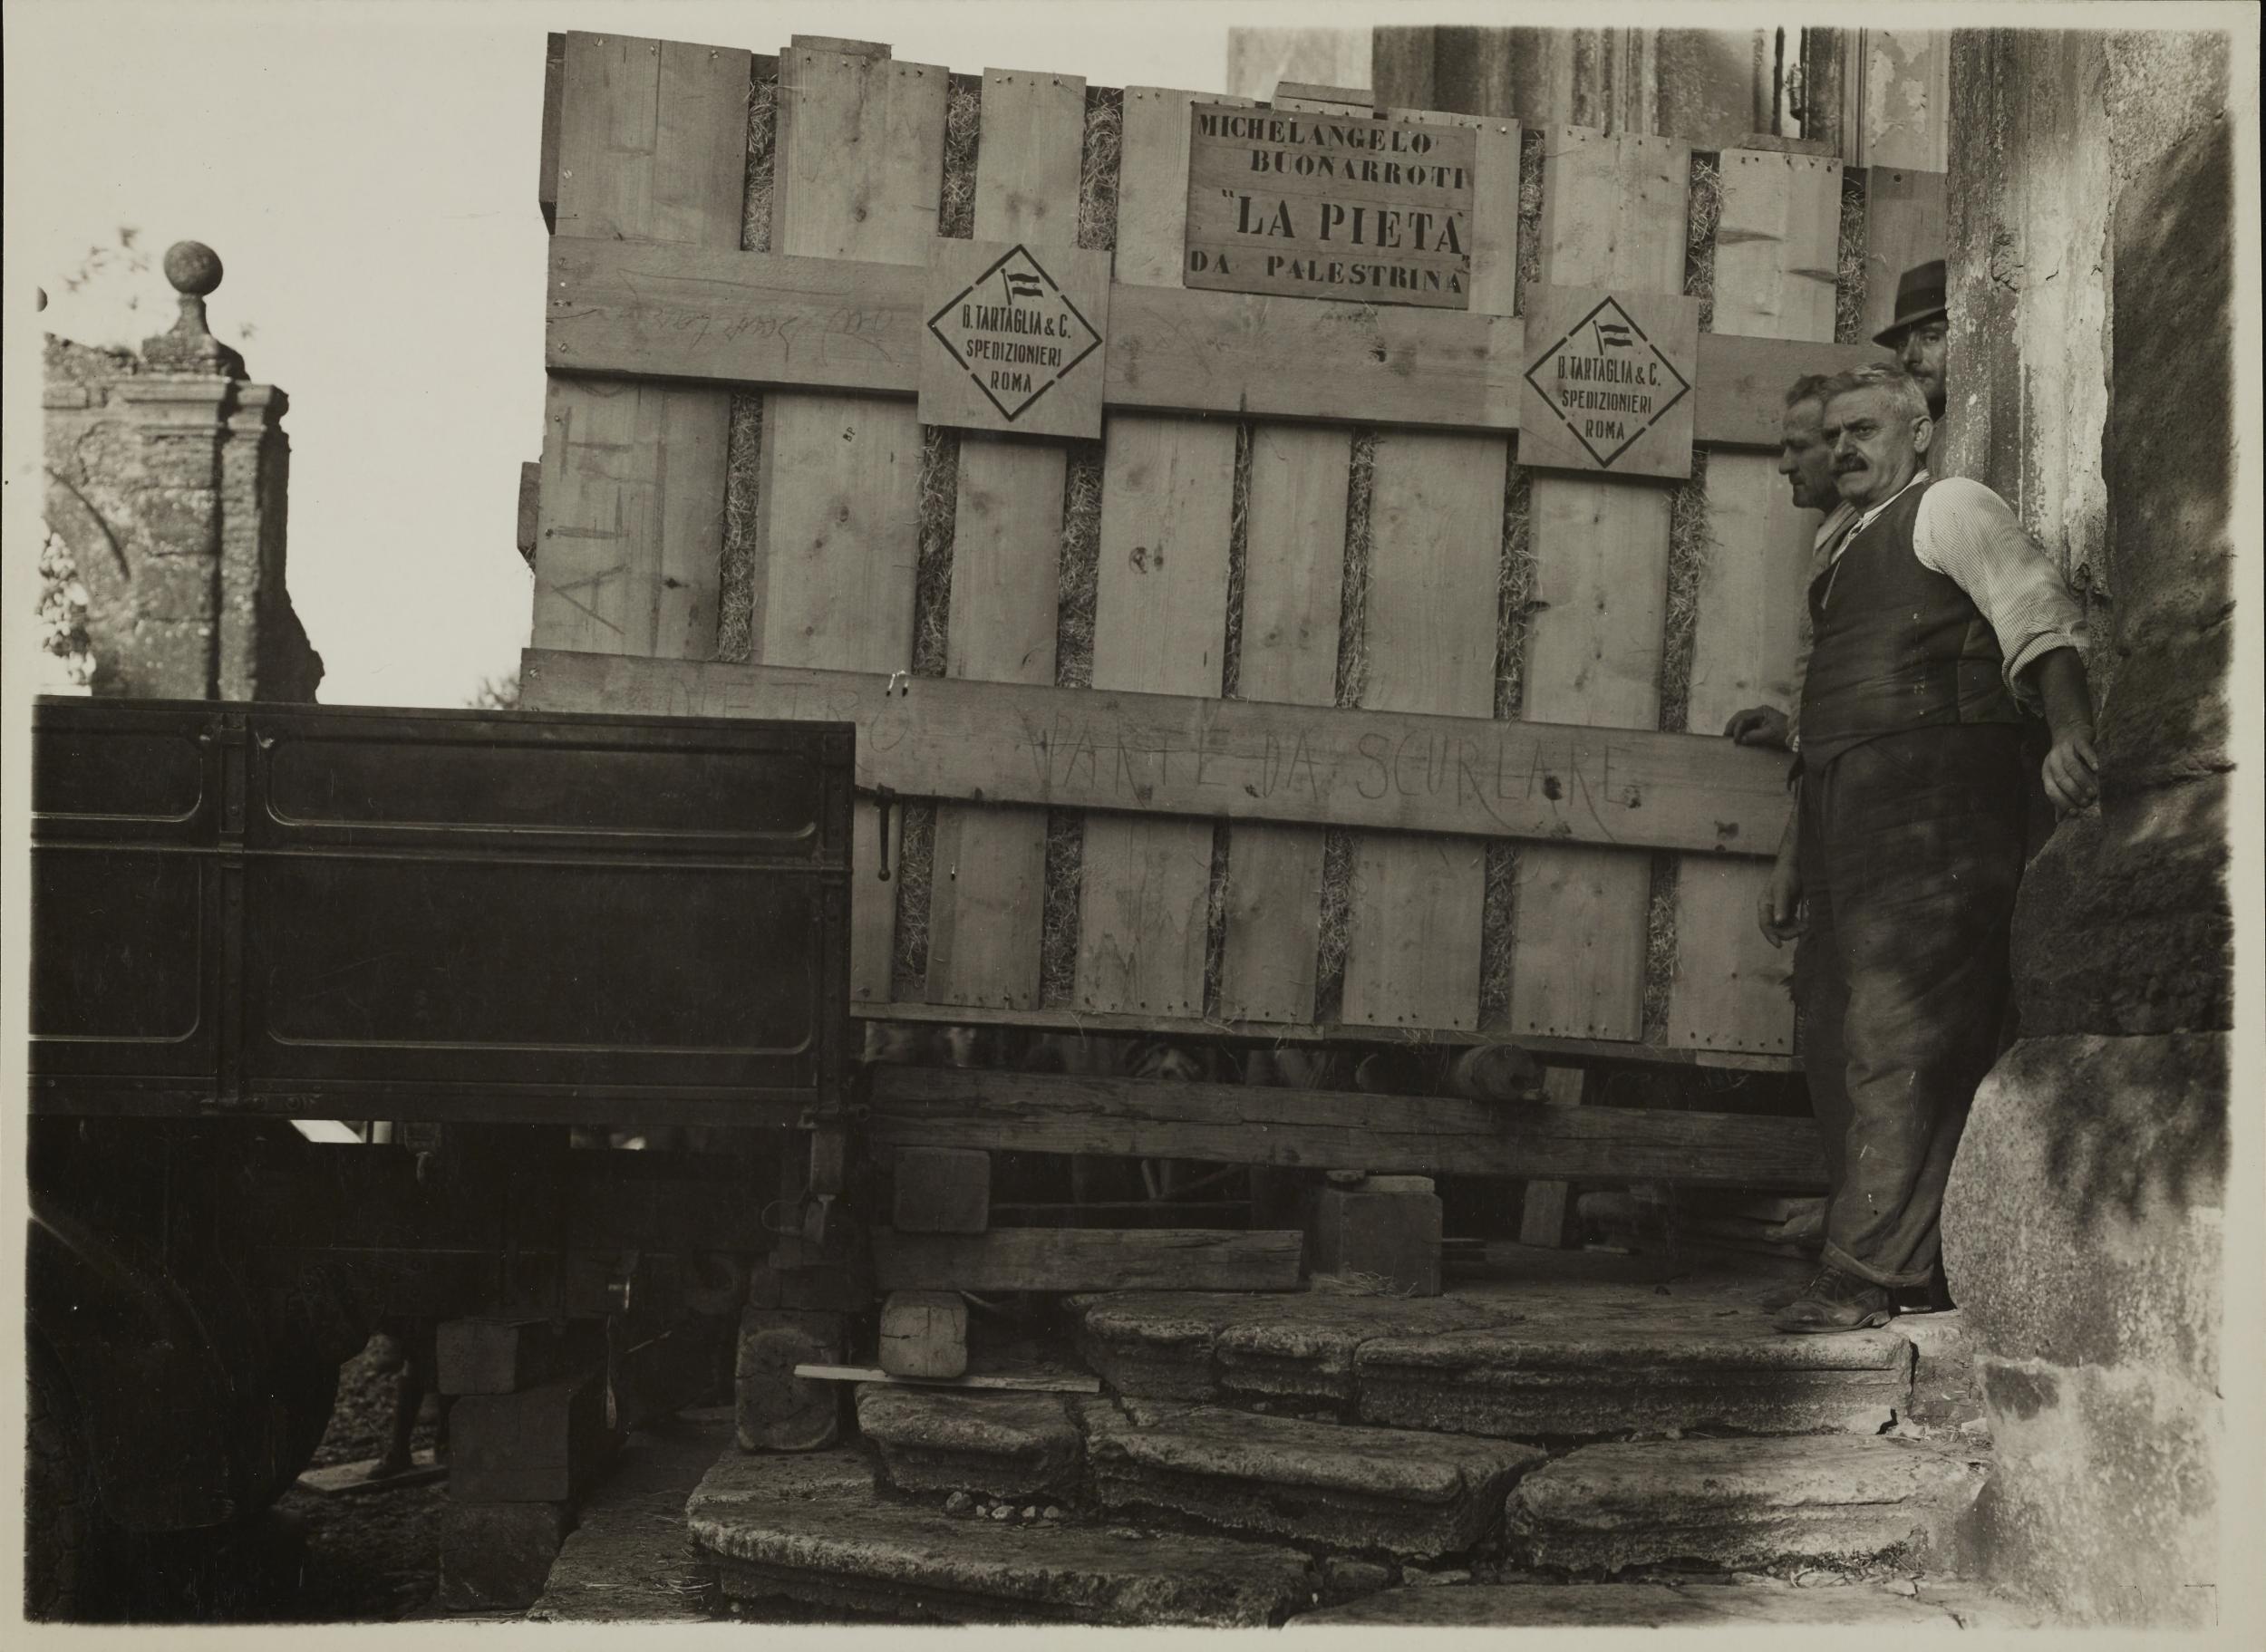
top-left (1073, 1273), bottom-right (1913, 1437)
top-left (528, 1407), bottom-right (737, 1623)
top-left (1293, 1579), bottom-right (2044, 1628)
top-left (856, 1385), bottom-right (1083, 1502)
top-left (1081, 1396), bottom-right (1545, 1560)
top-left (1506, 1435), bottom-right (1984, 1573)
top-left (688, 1446), bottom-right (1321, 1626)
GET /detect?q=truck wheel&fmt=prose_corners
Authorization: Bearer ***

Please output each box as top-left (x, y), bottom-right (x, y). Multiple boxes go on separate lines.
top-left (24, 1334), bottom-right (108, 1620)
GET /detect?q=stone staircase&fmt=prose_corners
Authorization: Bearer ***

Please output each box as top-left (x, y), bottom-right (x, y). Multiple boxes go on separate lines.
top-left (685, 1250), bottom-right (2000, 1627)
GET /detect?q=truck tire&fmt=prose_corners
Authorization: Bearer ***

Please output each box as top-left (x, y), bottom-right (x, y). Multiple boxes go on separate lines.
top-left (24, 1332), bottom-right (109, 1620)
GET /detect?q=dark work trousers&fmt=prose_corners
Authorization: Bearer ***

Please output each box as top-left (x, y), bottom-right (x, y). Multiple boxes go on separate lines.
top-left (1791, 724), bottom-right (2028, 1289)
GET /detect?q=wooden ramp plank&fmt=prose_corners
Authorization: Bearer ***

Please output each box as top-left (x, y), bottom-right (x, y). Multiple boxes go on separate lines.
top-left (1669, 148), bottom-right (1840, 1056)
top-left (1509, 127), bottom-right (1691, 1045)
top-left (1075, 88), bottom-right (1241, 1019)
top-left (1341, 111), bottom-right (1521, 1035)
top-left (1861, 167), bottom-right (1947, 344)
top-left (760, 40), bottom-right (947, 1006)
top-left (535, 33), bottom-right (749, 661)
top-left (925, 68), bottom-right (1089, 1012)
top-left (867, 1067), bottom-right (1829, 1188)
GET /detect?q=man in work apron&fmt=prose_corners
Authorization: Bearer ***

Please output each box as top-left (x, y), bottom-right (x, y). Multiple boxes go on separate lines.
top-left (1758, 362), bottom-right (2097, 1333)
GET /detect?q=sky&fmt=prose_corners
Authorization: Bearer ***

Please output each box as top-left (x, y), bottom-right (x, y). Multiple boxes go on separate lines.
top-left (3, 0), bottom-right (1290, 707)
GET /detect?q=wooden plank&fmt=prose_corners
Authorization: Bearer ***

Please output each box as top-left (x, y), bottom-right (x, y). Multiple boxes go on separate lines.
top-left (794, 1364), bottom-right (1102, 1395)
top-left (856, 1000), bottom-right (1802, 1075)
top-left (1668, 147), bottom-right (1842, 1057)
top-left (515, 461), bottom-right (540, 565)
top-left (519, 650), bottom-right (1796, 858)
top-left (436, 1318), bottom-right (606, 1397)
top-left (537, 32), bottom-right (565, 231)
top-left (925, 67), bottom-right (1086, 1012)
top-left (871, 1227), bottom-right (1306, 1292)
top-left (1216, 423), bottom-right (1349, 1023)
top-left (867, 1067), bottom-right (1829, 1188)
top-left (1509, 127), bottom-right (1690, 1045)
top-left (1077, 86), bottom-right (1241, 1020)
top-left (1337, 106), bottom-right (1520, 1033)
top-left (1516, 1065), bottom-right (1591, 1248)
top-left (546, 236), bottom-right (1876, 445)
top-left (1861, 165), bottom-right (1948, 343)
top-left (1076, 415), bottom-right (1238, 1016)
top-left (449, 1368), bottom-right (615, 1503)
top-left (760, 40), bottom-right (948, 1007)
top-left (534, 34), bottom-right (748, 661)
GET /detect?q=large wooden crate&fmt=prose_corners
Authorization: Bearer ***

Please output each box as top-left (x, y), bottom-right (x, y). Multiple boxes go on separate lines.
top-left (520, 31), bottom-right (1928, 1081)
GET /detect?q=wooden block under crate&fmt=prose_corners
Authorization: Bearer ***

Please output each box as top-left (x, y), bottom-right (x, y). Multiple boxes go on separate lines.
top-left (448, 1368), bottom-right (616, 1503)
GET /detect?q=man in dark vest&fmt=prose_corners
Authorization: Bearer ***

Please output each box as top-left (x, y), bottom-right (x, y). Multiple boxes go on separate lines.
top-left (1757, 361), bottom-right (2097, 1332)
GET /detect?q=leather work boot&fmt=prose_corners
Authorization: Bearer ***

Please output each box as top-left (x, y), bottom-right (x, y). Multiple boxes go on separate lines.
top-left (1771, 1267), bottom-right (1894, 1333)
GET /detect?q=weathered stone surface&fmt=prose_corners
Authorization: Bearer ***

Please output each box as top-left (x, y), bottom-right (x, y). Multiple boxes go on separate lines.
top-left (437, 1498), bottom-right (573, 1613)
top-left (528, 1407), bottom-right (732, 1623)
top-left (1507, 1436), bottom-right (1981, 1573)
top-left (1082, 1397), bottom-right (1542, 1560)
top-left (1942, 1033), bottom-right (2223, 1626)
top-left (856, 1386), bottom-right (1083, 1499)
top-left (1071, 1290), bottom-right (1496, 1406)
top-left (689, 1446), bottom-right (1319, 1626)
top-left (1292, 1578), bottom-right (2044, 1628)
top-left (1354, 1319), bottom-right (1909, 1438)
top-left (1891, 1311), bottom-right (1980, 1432)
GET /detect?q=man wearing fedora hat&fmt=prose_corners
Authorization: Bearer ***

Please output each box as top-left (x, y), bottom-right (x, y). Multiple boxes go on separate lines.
top-left (1876, 258), bottom-right (1949, 420)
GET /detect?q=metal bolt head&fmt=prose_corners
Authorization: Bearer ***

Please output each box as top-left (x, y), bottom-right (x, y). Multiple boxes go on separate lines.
top-left (164, 241), bottom-right (224, 297)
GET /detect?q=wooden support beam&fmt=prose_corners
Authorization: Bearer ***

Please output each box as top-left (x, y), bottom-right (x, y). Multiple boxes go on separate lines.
top-left (870, 1227), bottom-right (1306, 1293)
top-left (435, 1318), bottom-right (605, 1397)
top-left (867, 1068), bottom-right (1829, 1189)
top-left (890, 1145), bottom-right (992, 1234)
top-left (1516, 1066), bottom-right (1592, 1249)
top-left (519, 651), bottom-right (1794, 861)
top-left (544, 236), bottom-right (1876, 447)
top-left (448, 1367), bottom-right (615, 1502)
top-left (878, 1290), bottom-right (970, 1378)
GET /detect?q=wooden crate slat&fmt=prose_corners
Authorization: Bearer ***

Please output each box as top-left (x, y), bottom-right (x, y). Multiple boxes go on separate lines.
top-left (518, 649), bottom-right (1796, 858)
top-left (1075, 88), bottom-right (1241, 1020)
top-left (760, 41), bottom-right (948, 1007)
top-left (1216, 423), bottom-right (1350, 1023)
top-left (867, 1067), bottom-right (1828, 1186)
top-left (1341, 435), bottom-right (1506, 1031)
top-left (1339, 107), bottom-right (1519, 1035)
top-left (1668, 147), bottom-right (1843, 1057)
top-left (1509, 127), bottom-right (1691, 1045)
top-left (546, 235), bottom-right (1880, 444)
top-left (925, 68), bottom-right (1088, 1012)
top-left (534, 33), bottom-right (748, 661)
top-left (1861, 166), bottom-right (1948, 343)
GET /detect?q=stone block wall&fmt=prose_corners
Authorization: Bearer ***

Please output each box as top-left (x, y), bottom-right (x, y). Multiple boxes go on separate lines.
top-left (1938, 29), bottom-right (2232, 1629)
top-left (38, 246), bottom-right (322, 702)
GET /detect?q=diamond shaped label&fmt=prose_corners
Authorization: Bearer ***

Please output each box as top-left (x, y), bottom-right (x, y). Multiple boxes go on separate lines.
top-left (926, 245), bottom-right (1104, 425)
top-left (1522, 295), bottom-right (1692, 469)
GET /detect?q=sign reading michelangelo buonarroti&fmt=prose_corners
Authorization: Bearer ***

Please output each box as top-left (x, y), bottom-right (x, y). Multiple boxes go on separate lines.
top-left (920, 239), bottom-right (1110, 439)
top-left (1183, 104), bottom-right (1478, 311)
top-left (1518, 285), bottom-right (1700, 479)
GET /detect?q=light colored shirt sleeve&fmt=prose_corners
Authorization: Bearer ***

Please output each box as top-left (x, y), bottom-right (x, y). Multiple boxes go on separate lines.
top-left (1913, 477), bottom-right (2089, 713)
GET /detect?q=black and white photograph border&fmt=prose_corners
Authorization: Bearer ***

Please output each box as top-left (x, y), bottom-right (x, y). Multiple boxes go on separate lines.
top-left (3, 0), bottom-right (2261, 1644)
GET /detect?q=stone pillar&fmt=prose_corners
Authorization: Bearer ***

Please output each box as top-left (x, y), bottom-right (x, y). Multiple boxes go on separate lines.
top-left (39, 240), bottom-right (322, 702)
top-left (1937, 29), bottom-right (2232, 1629)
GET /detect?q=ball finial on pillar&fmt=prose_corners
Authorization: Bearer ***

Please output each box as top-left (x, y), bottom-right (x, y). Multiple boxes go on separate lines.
top-left (163, 241), bottom-right (225, 298)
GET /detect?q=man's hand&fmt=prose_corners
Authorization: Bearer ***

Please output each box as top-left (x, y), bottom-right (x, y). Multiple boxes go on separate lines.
top-left (1723, 705), bottom-right (1790, 749)
top-left (2042, 728), bottom-right (2100, 813)
top-left (1757, 854), bottom-right (1806, 949)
